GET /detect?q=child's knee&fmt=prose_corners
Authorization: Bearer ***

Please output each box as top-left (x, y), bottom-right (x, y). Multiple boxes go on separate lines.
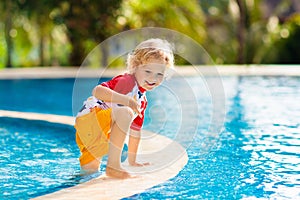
top-left (113, 107), bottom-right (135, 129)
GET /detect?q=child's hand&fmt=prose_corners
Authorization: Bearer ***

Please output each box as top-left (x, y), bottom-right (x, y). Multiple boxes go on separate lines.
top-left (127, 97), bottom-right (142, 117)
top-left (130, 162), bottom-right (150, 167)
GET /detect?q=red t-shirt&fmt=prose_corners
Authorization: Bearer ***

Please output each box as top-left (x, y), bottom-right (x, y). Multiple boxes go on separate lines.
top-left (101, 74), bottom-right (147, 131)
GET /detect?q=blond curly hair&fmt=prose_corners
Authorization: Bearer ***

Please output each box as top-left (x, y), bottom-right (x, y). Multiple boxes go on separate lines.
top-left (126, 38), bottom-right (174, 75)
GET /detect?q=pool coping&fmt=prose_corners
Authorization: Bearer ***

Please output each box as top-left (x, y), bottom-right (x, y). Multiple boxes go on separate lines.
top-left (0, 110), bottom-right (75, 125)
top-left (0, 110), bottom-right (188, 199)
top-left (0, 65), bottom-right (300, 79)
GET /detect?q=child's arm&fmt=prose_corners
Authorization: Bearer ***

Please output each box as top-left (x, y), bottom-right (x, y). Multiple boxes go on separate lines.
top-left (93, 85), bottom-right (140, 115)
top-left (128, 129), bottom-right (150, 166)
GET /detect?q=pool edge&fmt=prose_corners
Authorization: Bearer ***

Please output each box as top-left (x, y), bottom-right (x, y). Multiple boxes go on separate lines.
top-left (0, 110), bottom-right (189, 199)
top-left (1, 65), bottom-right (300, 79)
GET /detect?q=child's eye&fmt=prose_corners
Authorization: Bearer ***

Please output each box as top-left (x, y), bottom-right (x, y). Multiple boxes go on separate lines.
top-left (157, 73), bottom-right (164, 77)
top-left (145, 70), bottom-right (151, 74)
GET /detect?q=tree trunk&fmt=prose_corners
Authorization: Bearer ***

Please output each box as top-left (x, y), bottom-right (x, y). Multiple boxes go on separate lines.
top-left (68, 32), bottom-right (85, 66)
top-left (38, 17), bottom-right (46, 67)
top-left (4, 0), bottom-right (13, 68)
top-left (101, 42), bottom-right (109, 68)
top-left (236, 0), bottom-right (246, 64)
top-left (65, 2), bottom-right (86, 67)
top-left (39, 34), bottom-right (45, 66)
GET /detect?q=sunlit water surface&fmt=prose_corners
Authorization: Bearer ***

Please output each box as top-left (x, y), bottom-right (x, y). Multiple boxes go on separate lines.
top-left (0, 76), bottom-right (299, 199)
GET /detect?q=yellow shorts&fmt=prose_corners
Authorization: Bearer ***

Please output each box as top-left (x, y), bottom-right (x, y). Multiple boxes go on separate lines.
top-left (75, 107), bottom-right (112, 166)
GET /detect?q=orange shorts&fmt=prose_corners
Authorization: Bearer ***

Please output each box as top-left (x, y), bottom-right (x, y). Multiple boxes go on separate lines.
top-left (75, 107), bottom-right (112, 166)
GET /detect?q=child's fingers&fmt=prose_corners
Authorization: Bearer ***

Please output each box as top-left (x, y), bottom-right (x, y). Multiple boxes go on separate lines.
top-left (132, 107), bottom-right (141, 118)
top-left (130, 162), bottom-right (150, 167)
top-left (128, 97), bottom-right (141, 117)
top-left (142, 162), bottom-right (150, 166)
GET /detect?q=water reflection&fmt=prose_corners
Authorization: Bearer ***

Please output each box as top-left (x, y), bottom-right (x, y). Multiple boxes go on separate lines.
top-left (240, 76), bottom-right (300, 199)
top-left (0, 117), bottom-right (81, 199)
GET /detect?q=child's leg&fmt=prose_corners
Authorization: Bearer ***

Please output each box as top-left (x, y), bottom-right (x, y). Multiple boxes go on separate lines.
top-left (81, 158), bottom-right (101, 174)
top-left (75, 107), bottom-right (111, 175)
top-left (106, 106), bottom-right (134, 178)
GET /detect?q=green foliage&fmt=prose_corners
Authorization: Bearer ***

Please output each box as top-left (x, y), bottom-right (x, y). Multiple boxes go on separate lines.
top-left (51, 0), bottom-right (123, 66)
top-left (0, 0), bottom-right (300, 67)
top-left (199, 0), bottom-right (300, 64)
top-left (0, 23), bottom-right (6, 68)
top-left (120, 0), bottom-right (206, 65)
top-left (0, 0), bottom-right (123, 67)
top-left (262, 14), bottom-right (300, 64)
top-left (0, 3), bottom-right (4, 68)
top-left (122, 0), bottom-right (206, 44)
top-left (13, 24), bottom-right (35, 67)
top-left (199, 0), bottom-right (238, 64)
top-left (276, 21), bottom-right (300, 64)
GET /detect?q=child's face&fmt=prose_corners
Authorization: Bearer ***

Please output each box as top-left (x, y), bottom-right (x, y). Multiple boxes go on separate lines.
top-left (134, 60), bottom-right (166, 91)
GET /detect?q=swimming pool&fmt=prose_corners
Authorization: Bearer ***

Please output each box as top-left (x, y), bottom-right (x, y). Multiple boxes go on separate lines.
top-left (0, 76), bottom-right (299, 199)
top-left (129, 76), bottom-right (300, 199)
top-left (0, 117), bottom-right (80, 198)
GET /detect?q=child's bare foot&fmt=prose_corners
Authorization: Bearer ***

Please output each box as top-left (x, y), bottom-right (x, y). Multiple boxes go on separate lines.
top-left (106, 166), bottom-right (133, 179)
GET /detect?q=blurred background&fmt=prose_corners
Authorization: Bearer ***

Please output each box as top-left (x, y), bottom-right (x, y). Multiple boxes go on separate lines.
top-left (0, 0), bottom-right (299, 68)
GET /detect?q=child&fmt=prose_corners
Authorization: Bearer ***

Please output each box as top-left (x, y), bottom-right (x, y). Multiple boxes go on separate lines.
top-left (75, 38), bottom-right (174, 179)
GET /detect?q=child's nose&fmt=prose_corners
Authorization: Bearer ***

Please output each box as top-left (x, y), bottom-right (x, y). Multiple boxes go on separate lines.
top-left (149, 74), bottom-right (158, 82)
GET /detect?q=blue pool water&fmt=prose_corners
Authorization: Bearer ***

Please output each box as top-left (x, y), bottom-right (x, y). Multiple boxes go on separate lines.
top-left (0, 76), bottom-right (299, 199)
top-left (0, 117), bottom-right (80, 198)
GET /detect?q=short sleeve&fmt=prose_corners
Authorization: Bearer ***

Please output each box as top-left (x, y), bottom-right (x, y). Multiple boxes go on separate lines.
top-left (100, 73), bottom-right (147, 131)
top-left (101, 74), bottom-right (135, 95)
